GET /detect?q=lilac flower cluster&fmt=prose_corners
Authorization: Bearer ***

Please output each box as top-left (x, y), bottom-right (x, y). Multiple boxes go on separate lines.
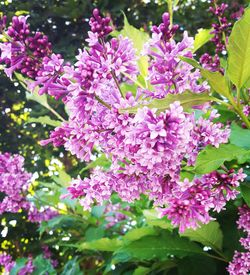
top-left (28, 206), bottom-right (58, 223)
top-left (0, 253), bottom-right (34, 274)
top-left (200, 1), bottom-right (244, 72)
top-left (42, 245), bottom-right (58, 268)
top-left (0, 152), bottom-right (31, 214)
top-left (0, 16), bottom-right (52, 78)
top-left (145, 13), bottom-right (208, 97)
top-left (1, 11), bottom-right (241, 233)
top-left (0, 152), bottom-right (57, 222)
top-left (89, 9), bottom-right (113, 38)
top-left (18, 256), bottom-right (34, 275)
top-left (160, 169), bottom-right (246, 232)
top-left (227, 205), bottom-right (250, 275)
top-left (0, 252), bottom-right (15, 273)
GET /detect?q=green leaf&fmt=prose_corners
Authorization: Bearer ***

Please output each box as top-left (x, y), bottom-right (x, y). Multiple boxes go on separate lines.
top-left (91, 205), bottom-right (106, 218)
top-left (80, 154), bottom-right (111, 172)
top-left (133, 266), bottom-right (150, 275)
top-left (230, 122), bottom-right (250, 149)
top-left (194, 144), bottom-right (250, 174)
top-left (200, 70), bottom-right (231, 98)
top-left (178, 256), bottom-right (216, 275)
top-left (79, 238), bottom-right (123, 252)
top-left (179, 56), bottom-right (200, 68)
top-left (10, 258), bottom-right (28, 275)
top-left (26, 89), bottom-right (49, 108)
top-left (193, 28), bottom-right (213, 52)
top-left (120, 13), bottom-right (149, 79)
top-left (120, 83), bottom-right (137, 97)
top-left (85, 227), bottom-right (105, 242)
top-left (228, 7), bottom-right (250, 89)
top-left (32, 255), bottom-right (56, 275)
top-left (123, 227), bottom-right (157, 242)
top-left (61, 258), bottom-right (82, 275)
top-left (39, 215), bottom-right (85, 235)
top-left (240, 182), bottom-right (250, 207)
top-left (120, 91), bottom-right (215, 114)
top-left (180, 57), bottom-right (230, 98)
top-left (180, 221), bottom-right (223, 250)
top-left (143, 209), bottom-right (173, 229)
top-left (26, 116), bottom-right (61, 127)
top-left (113, 231), bottom-right (203, 263)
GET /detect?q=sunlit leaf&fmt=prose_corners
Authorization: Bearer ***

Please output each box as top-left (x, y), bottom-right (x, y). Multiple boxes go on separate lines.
top-left (228, 7), bottom-right (250, 89)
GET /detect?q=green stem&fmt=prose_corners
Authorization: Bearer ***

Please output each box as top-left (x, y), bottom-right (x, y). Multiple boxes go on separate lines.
top-left (168, 0), bottom-right (173, 27)
top-left (94, 94), bottom-right (112, 109)
top-left (121, 72), bottom-right (145, 89)
top-left (228, 94), bottom-right (250, 129)
top-left (205, 253), bottom-right (228, 263)
top-left (44, 104), bottom-right (66, 122)
top-left (236, 87), bottom-right (241, 107)
top-left (111, 70), bottom-right (124, 98)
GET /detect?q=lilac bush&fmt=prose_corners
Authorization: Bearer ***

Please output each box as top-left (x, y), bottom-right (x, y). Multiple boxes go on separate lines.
top-left (0, 1), bottom-right (250, 274)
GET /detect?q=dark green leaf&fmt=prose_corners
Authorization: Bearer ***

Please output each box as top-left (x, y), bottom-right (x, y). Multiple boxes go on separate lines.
top-left (61, 258), bottom-right (82, 275)
top-left (113, 231), bottom-right (203, 263)
top-left (180, 221), bottom-right (223, 250)
top-left (10, 258), bottom-right (28, 275)
top-left (178, 256), bottom-right (216, 275)
top-left (32, 255), bottom-right (56, 275)
top-left (85, 227), bottom-right (105, 241)
top-left (230, 122), bottom-right (250, 149)
top-left (240, 182), bottom-right (250, 207)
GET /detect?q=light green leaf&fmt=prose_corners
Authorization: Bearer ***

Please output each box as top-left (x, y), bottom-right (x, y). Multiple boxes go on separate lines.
top-left (120, 91), bottom-right (216, 114)
top-left (200, 70), bottom-right (231, 98)
top-left (120, 13), bottom-right (149, 79)
top-left (180, 56), bottom-right (230, 98)
top-left (80, 154), bottom-right (111, 172)
top-left (113, 231), bottom-right (203, 263)
top-left (179, 56), bottom-right (200, 68)
top-left (230, 122), bottom-right (250, 149)
top-left (195, 144), bottom-right (250, 174)
top-left (240, 182), bottom-right (250, 207)
top-left (143, 209), bottom-right (173, 229)
top-left (228, 7), bottom-right (250, 89)
top-left (123, 227), bottom-right (157, 242)
top-left (133, 266), bottom-right (150, 275)
top-left (180, 221), bottom-right (223, 250)
top-left (79, 238), bottom-right (123, 252)
top-left (193, 28), bottom-right (213, 52)
top-left (26, 116), bottom-right (61, 127)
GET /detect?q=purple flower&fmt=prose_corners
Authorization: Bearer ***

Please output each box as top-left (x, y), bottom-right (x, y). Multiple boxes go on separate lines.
top-left (0, 252), bottom-right (15, 272)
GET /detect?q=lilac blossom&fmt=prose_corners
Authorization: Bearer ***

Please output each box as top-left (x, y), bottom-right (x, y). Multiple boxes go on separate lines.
top-left (0, 252), bottom-right (15, 273)
top-left (0, 152), bottom-right (32, 214)
top-left (0, 16), bottom-right (52, 78)
top-left (228, 205), bottom-right (250, 275)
